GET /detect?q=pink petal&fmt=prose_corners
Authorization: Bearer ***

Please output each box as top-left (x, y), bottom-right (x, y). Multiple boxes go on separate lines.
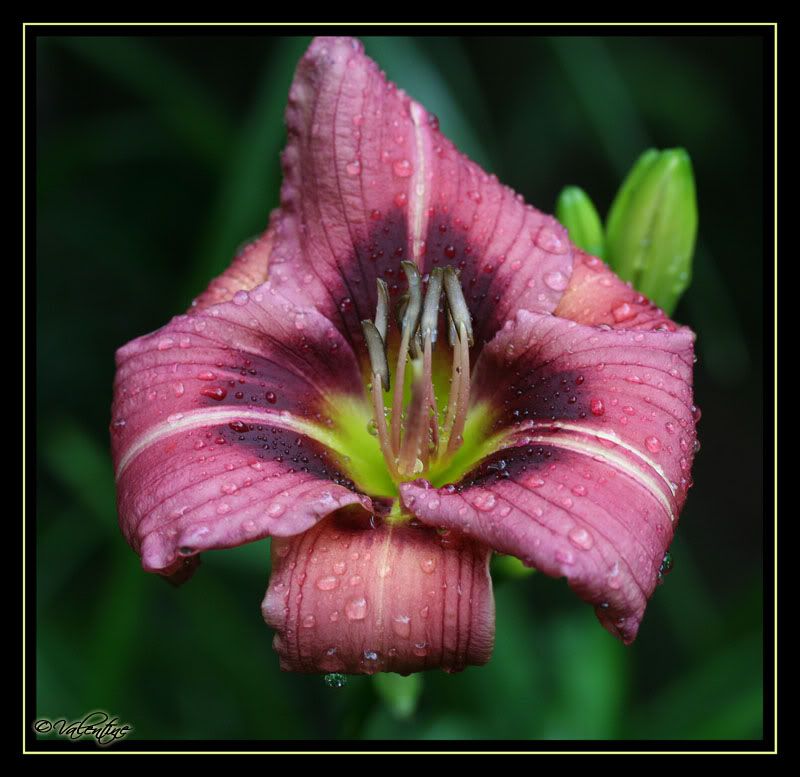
top-left (556, 249), bottom-right (677, 331)
top-left (263, 514), bottom-right (494, 674)
top-left (111, 284), bottom-right (372, 576)
top-left (190, 215), bottom-right (276, 312)
top-left (401, 309), bottom-right (697, 643)
top-left (267, 37), bottom-right (575, 349)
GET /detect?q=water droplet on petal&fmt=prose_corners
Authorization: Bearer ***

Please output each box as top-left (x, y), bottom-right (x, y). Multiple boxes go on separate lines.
top-left (543, 271), bottom-right (568, 291)
top-left (200, 387), bottom-right (227, 401)
top-left (420, 556), bottom-right (436, 574)
top-left (345, 597), bottom-right (368, 621)
top-left (473, 492), bottom-right (497, 512)
top-left (392, 615), bottom-right (411, 638)
top-left (393, 158), bottom-right (413, 177)
top-left (590, 398), bottom-right (605, 416)
top-left (568, 526), bottom-right (594, 550)
top-left (316, 575), bottom-right (338, 591)
top-left (645, 436), bottom-right (662, 453)
top-left (536, 228), bottom-right (567, 254)
top-left (612, 302), bottom-right (636, 323)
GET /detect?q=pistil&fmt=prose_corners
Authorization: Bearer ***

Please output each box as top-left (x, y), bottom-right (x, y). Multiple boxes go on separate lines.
top-left (363, 263), bottom-right (473, 483)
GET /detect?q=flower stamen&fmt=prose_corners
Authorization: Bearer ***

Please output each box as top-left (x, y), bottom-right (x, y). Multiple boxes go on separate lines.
top-left (361, 319), bottom-right (398, 479)
top-left (368, 264), bottom-right (472, 483)
top-left (391, 261), bottom-right (422, 453)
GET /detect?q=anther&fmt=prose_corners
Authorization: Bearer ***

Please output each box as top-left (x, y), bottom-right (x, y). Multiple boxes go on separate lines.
top-left (361, 320), bottom-right (390, 391)
top-left (446, 307), bottom-right (458, 348)
top-left (396, 292), bottom-right (421, 358)
top-left (374, 278), bottom-right (390, 343)
top-left (400, 261), bottom-right (422, 337)
top-left (420, 268), bottom-right (444, 343)
top-left (443, 267), bottom-right (474, 346)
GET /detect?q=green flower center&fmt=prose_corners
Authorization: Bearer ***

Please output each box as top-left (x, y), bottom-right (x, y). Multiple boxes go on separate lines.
top-left (323, 264), bottom-right (507, 501)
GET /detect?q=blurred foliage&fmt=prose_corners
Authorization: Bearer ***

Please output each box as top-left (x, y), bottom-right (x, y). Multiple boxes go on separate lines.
top-left (36, 34), bottom-right (765, 741)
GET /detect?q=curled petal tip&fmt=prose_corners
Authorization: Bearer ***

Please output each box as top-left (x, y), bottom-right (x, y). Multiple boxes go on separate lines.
top-left (263, 517), bottom-right (494, 674)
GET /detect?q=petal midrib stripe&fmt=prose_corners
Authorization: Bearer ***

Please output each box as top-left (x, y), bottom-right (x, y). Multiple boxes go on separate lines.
top-left (115, 406), bottom-right (342, 481)
top-left (518, 420), bottom-right (677, 521)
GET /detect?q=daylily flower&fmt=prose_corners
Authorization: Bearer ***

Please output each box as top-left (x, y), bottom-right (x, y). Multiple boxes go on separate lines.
top-left (111, 37), bottom-right (699, 675)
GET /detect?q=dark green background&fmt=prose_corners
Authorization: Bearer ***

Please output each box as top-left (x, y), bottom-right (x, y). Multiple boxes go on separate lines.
top-left (36, 34), bottom-right (766, 741)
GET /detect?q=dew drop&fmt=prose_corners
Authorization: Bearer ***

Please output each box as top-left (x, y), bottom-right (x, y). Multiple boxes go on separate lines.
top-left (316, 575), bottom-right (339, 591)
top-left (612, 302), bottom-right (636, 323)
top-left (392, 615), bottom-right (411, 639)
top-left (568, 526), bottom-right (594, 550)
top-left (536, 228), bottom-right (567, 254)
top-left (473, 492), bottom-right (497, 512)
top-left (323, 673), bottom-right (348, 689)
top-left (607, 562), bottom-right (621, 589)
top-left (393, 158), bottom-right (413, 177)
top-left (645, 436), bottom-right (662, 453)
top-left (200, 387), bottom-right (227, 401)
top-left (345, 597), bottom-right (368, 621)
top-left (555, 549), bottom-right (575, 565)
top-left (420, 557), bottom-right (436, 574)
top-left (543, 271), bottom-right (568, 291)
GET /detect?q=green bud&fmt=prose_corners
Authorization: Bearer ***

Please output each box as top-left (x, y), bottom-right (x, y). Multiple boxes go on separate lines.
top-left (555, 186), bottom-right (605, 259)
top-left (373, 672), bottom-right (422, 719)
top-left (605, 148), bottom-right (698, 314)
top-left (491, 553), bottom-right (537, 580)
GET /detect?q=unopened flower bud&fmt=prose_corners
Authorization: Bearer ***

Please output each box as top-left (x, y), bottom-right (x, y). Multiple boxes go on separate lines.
top-left (605, 148), bottom-right (698, 314)
top-left (555, 185), bottom-right (605, 259)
